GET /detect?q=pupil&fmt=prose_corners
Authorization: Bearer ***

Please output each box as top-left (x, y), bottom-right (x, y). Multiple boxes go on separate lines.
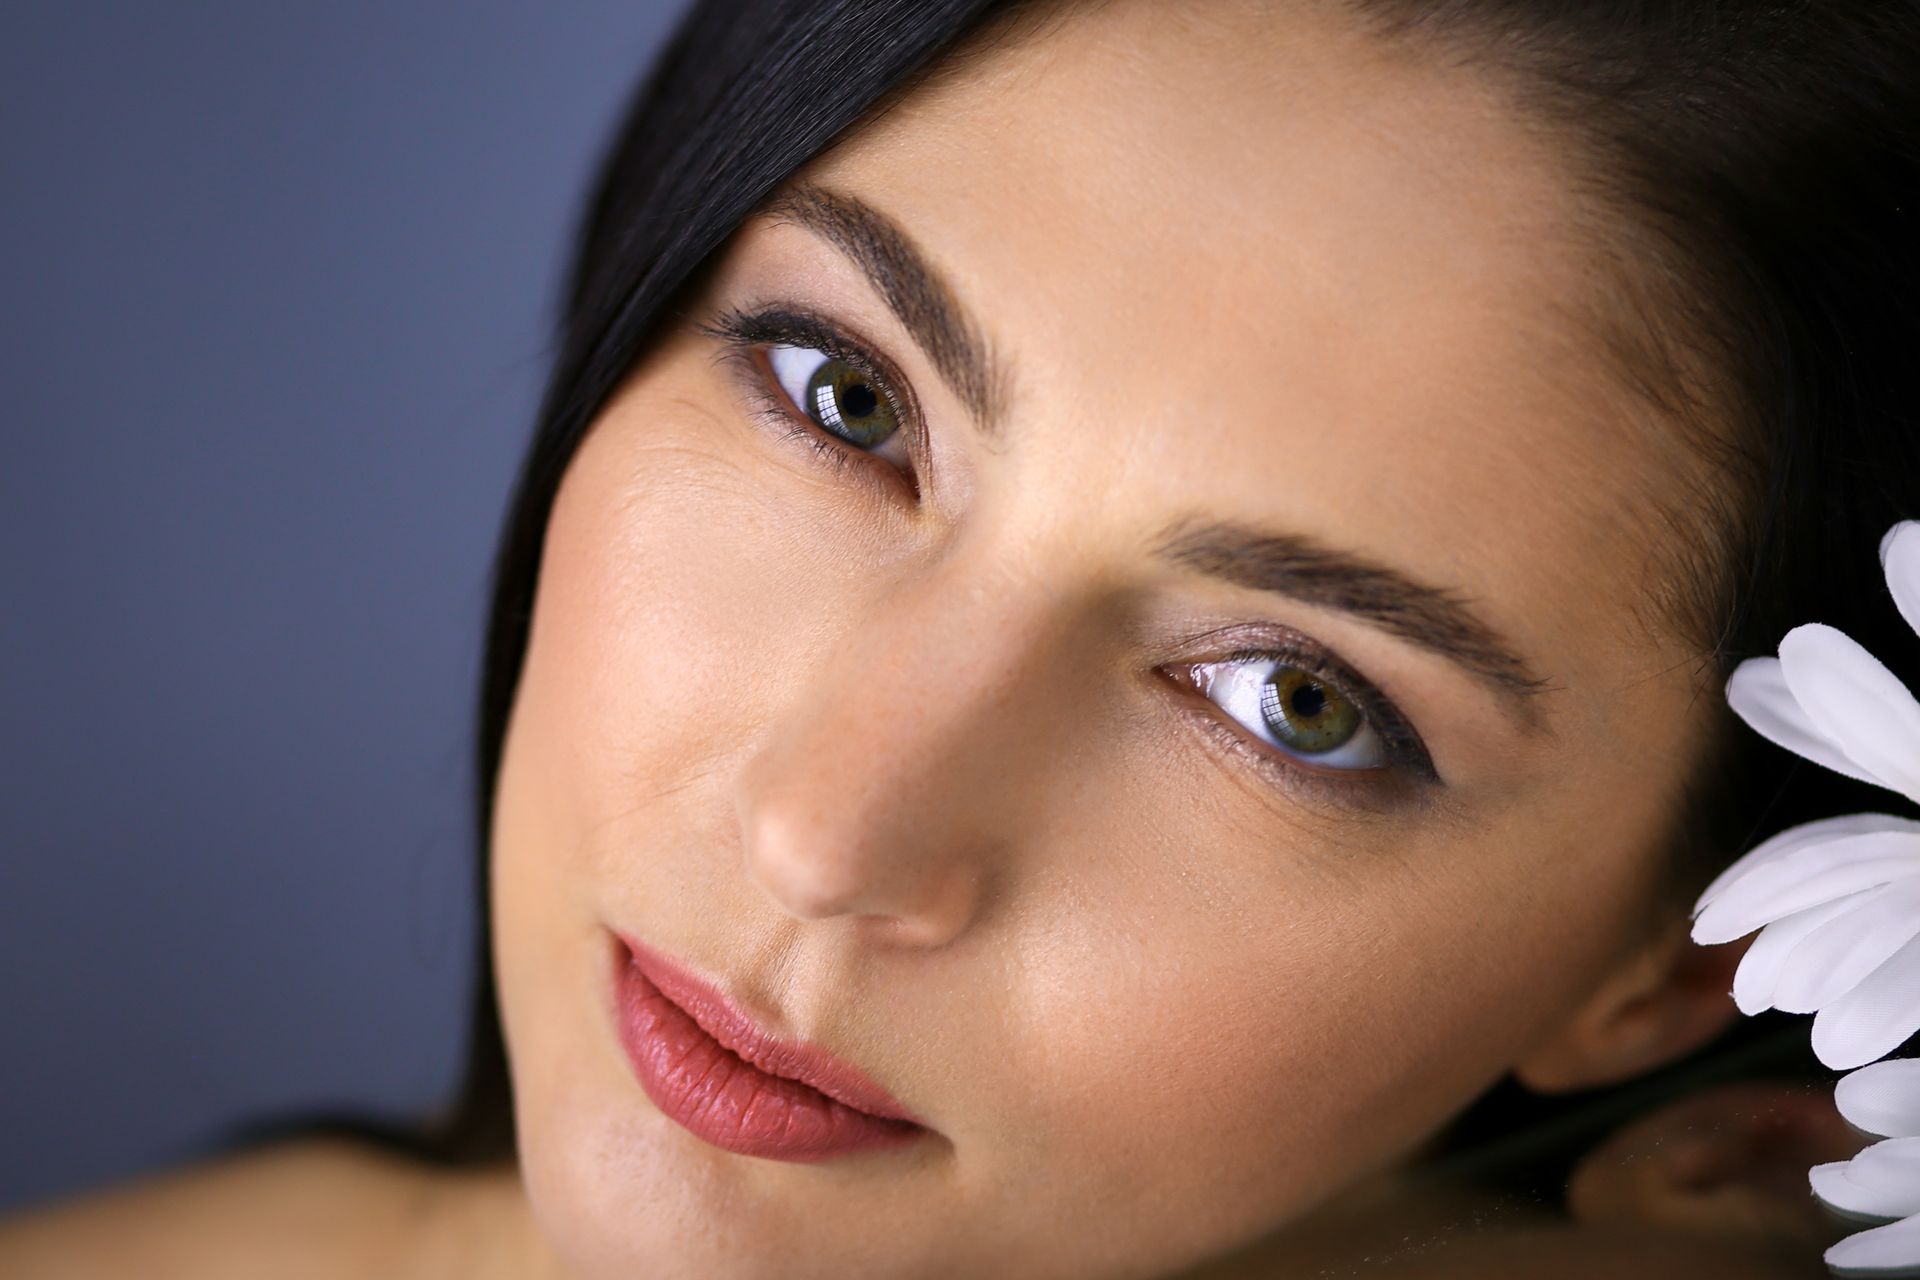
top-left (1289, 683), bottom-right (1327, 719)
top-left (841, 379), bottom-right (878, 419)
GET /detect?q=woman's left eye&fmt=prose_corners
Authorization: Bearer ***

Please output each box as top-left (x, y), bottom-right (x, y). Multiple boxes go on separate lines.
top-left (767, 344), bottom-right (905, 452)
top-left (1189, 656), bottom-right (1388, 770)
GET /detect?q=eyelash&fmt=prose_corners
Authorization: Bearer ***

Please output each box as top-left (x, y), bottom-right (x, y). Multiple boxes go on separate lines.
top-left (698, 304), bottom-right (920, 496)
top-left (1162, 639), bottom-right (1437, 811)
top-left (694, 302), bottom-right (1438, 810)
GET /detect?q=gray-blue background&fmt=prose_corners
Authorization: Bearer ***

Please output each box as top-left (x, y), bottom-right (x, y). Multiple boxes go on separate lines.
top-left (0, 1), bottom-right (684, 1212)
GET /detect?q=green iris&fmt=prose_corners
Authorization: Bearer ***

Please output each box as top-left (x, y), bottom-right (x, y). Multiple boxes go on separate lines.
top-left (1258, 666), bottom-right (1363, 754)
top-left (803, 358), bottom-right (900, 448)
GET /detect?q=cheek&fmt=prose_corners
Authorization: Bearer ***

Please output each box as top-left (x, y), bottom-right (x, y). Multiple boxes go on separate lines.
top-left (512, 366), bottom-right (885, 848)
top-left (484, 352), bottom-right (1673, 1270)
top-left (487, 369), bottom-right (900, 1271)
top-left (975, 819), bottom-right (1623, 1259)
top-left (490, 356), bottom-right (854, 1050)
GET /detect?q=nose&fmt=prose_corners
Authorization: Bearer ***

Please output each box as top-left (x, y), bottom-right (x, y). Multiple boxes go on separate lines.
top-left (734, 561), bottom-right (1065, 948)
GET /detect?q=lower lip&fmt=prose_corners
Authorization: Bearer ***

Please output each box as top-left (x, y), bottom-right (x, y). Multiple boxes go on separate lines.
top-left (611, 938), bottom-right (924, 1163)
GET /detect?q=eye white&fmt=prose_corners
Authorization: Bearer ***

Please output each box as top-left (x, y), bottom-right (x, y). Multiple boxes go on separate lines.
top-left (768, 344), bottom-right (835, 424)
top-left (1192, 657), bottom-right (1388, 770)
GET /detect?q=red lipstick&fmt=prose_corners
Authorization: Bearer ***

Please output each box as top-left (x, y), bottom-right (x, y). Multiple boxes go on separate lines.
top-left (610, 933), bottom-right (926, 1162)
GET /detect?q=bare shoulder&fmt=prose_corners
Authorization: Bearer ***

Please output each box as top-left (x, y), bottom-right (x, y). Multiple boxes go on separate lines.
top-left (0, 1137), bottom-right (443, 1279)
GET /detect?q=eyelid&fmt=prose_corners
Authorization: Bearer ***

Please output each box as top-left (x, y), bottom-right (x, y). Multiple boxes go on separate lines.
top-left (1178, 705), bottom-right (1424, 818)
top-left (700, 304), bottom-right (1437, 812)
top-left (697, 303), bottom-right (927, 492)
top-left (1161, 628), bottom-right (1440, 806)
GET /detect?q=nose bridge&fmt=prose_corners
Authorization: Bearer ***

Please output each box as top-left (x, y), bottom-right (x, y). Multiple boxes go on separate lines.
top-left (735, 542), bottom-right (1072, 942)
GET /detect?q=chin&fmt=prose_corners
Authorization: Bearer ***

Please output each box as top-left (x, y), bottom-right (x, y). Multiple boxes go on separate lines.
top-left (518, 1101), bottom-right (754, 1280)
top-left (514, 1085), bottom-right (972, 1280)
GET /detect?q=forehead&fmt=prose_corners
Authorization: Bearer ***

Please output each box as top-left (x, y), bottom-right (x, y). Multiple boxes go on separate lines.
top-left (796, 0), bottom-right (1695, 679)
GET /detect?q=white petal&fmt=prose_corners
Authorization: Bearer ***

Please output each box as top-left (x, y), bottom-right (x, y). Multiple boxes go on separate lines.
top-left (1727, 656), bottom-right (1886, 788)
top-left (1840, 1060), bottom-right (1920, 1138)
top-left (1814, 1161), bottom-right (1892, 1222)
top-left (1695, 812), bottom-right (1920, 916)
top-left (1814, 933), bottom-right (1920, 1069)
top-left (1781, 623), bottom-right (1920, 802)
top-left (1813, 1141), bottom-right (1920, 1220)
top-left (1827, 1210), bottom-right (1920, 1276)
top-left (1732, 890), bottom-right (1879, 1014)
top-left (1690, 829), bottom-right (1920, 946)
top-left (1774, 878), bottom-right (1920, 1013)
top-left (1884, 521), bottom-right (1920, 644)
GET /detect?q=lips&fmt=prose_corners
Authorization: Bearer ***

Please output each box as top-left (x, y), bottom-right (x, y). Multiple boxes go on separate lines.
top-left (611, 932), bottom-right (926, 1162)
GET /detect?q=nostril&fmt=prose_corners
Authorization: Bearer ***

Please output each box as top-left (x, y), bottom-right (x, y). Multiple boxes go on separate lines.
top-left (873, 868), bottom-right (985, 950)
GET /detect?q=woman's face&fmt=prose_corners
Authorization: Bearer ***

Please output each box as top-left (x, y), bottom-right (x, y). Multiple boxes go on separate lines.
top-left (489, 2), bottom-right (1726, 1276)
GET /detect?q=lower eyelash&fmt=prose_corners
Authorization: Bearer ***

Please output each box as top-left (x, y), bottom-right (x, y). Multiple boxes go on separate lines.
top-left (1161, 633), bottom-right (1439, 811)
top-left (711, 343), bottom-right (880, 485)
top-left (1211, 644), bottom-right (1434, 781)
top-left (1175, 693), bottom-right (1425, 817)
top-left (705, 311), bottom-right (1428, 813)
top-left (699, 304), bottom-right (919, 497)
top-left (750, 383), bottom-right (863, 475)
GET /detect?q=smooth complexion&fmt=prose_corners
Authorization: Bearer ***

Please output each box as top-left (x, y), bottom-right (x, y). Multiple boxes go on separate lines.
top-left (483, 2), bottom-right (1747, 1278)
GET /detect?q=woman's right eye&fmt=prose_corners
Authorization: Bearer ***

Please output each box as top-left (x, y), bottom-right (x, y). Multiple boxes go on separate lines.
top-left (697, 305), bottom-right (923, 493)
top-left (767, 344), bottom-right (906, 453)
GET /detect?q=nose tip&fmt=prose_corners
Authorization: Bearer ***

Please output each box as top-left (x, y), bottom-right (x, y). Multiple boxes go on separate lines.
top-left (736, 755), bottom-right (987, 948)
top-left (729, 551), bottom-right (1059, 950)
top-left (743, 799), bottom-right (876, 918)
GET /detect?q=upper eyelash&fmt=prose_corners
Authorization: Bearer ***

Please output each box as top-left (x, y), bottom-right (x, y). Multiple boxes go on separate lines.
top-left (1217, 643), bottom-right (1432, 774)
top-left (698, 304), bottom-right (925, 497)
top-left (1167, 656), bottom-right (1443, 817)
top-left (696, 303), bottom-right (1435, 807)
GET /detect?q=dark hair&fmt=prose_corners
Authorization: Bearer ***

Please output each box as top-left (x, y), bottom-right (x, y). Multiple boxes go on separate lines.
top-left (243, 0), bottom-right (1920, 1204)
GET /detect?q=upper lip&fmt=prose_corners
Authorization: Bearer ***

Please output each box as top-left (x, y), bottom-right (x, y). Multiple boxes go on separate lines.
top-left (616, 932), bottom-right (924, 1126)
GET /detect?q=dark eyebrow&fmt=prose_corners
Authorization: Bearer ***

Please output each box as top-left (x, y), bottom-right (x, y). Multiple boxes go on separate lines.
top-left (762, 186), bottom-right (1551, 728)
top-left (1153, 516), bottom-right (1558, 730)
top-left (762, 183), bottom-right (1008, 437)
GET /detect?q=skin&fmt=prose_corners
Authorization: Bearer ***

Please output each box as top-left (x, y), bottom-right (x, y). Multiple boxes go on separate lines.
top-left (0, 1), bottom-right (1795, 1276)
top-left (490, 2), bottom-right (1742, 1277)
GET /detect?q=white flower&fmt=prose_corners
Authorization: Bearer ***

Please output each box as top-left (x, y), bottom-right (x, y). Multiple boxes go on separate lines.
top-left (1815, 1060), bottom-right (1920, 1275)
top-left (1839, 1058), bottom-right (1920, 1139)
top-left (1718, 522), bottom-right (1920, 804)
top-left (1689, 520), bottom-right (1920, 1278)
top-left (1690, 520), bottom-right (1920, 1071)
top-left (1692, 811), bottom-right (1920, 1068)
